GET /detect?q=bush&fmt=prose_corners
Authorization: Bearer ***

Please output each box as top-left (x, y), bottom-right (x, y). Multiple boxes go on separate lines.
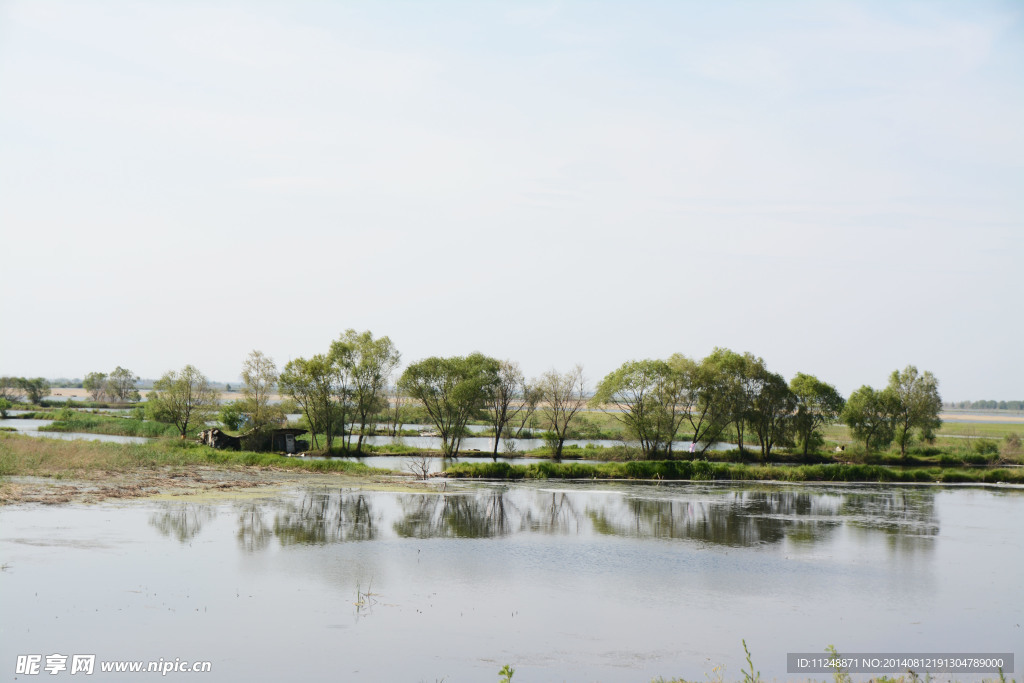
top-left (0, 398), bottom-right (10, 418)
top-left (219, 401), bottom-right (246, 431)
top-left (541, 431), bottom-right (560, 453)
top-left (971, 439), bottom-right (1000, 456)
top-left (1002, 433), bottom-right (1022, 457)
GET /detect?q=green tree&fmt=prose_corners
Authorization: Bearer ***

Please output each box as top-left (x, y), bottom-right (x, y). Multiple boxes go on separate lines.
top-left (705, 348), bottom-right (768, 454)
top-left (486, 360), bottom-right (533, 460)
top-left (21, 378), bottom-right (51, 405)
top-left (539, 364), bottom-right (587, 461)
top-left (592, 358), bottom-right (687, 459)
top-left (108, 366), bottom-right (141, 402)
top-left (83, 372), bottom-right (109, 401)
top-left (682, 354), bottom-right (735, 456)
top-left (887, 365), bottom-right (942, 457)
top-left (398, 353), bottom-right (500, 458)
top-left (279, 355), bottom-right (336, 451)
top-left (326, 339), bottom-right (356, 450)
top-left (789, 373), bottom-right (845, 457)
top-left (0, 377), bottom-right (23, 402)
top-left (0, 397), bottom-right (10, 418)
top-left (240, 350), bottom-right (282, 444)
top-left (219, 400), bottom-right (246, 431)
top-left (335, 330), bottom-right (401, 453)
top-left (841, 386), bottom-right (898, 455)
top-left (148, 365), bottom-right (220, 438)
top-left (747, 369), bottom-right (797, 461)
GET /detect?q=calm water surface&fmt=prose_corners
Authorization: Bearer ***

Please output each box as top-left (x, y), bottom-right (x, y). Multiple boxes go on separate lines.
top-left (1, 482), bottom-right (1020, 681)
top-left (0, 418), bottom-right (149, 444)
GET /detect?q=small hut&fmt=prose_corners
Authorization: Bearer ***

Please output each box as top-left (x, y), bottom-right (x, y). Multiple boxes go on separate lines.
top-left (269, 428), bottom-right (309, 454)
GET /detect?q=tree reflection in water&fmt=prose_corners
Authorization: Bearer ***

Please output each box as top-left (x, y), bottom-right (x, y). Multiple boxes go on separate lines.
top-left (236, 502), bottom-right (271, 552)
top-left (273, 491), bottom-right (378, 545)
top-left (839, 488), bottom-right (938, 553)
top-left (156, 485), bottom-right (941, 551)
top-left (586, 488), bottom-right (937, 549)
top-left (148, 504), bottom-right (216, 543)
top-left (393, 488), bottom-right (519, 538)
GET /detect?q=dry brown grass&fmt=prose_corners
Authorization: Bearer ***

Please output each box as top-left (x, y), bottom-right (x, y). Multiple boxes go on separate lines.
top-left (0, 433), bottom-right (144, 475)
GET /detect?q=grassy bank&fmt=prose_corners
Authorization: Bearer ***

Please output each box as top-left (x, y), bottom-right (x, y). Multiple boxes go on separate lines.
top-left (0, 433), bottom-right (385, 477)
top-left (39, 413), bottom-right (180, 438)
top-left (444, 459), bottom-right (1024, 484)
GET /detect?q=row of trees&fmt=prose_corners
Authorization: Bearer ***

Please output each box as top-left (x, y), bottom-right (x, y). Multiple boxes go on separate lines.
top-left (592, 350), bottom-right (846, 461)
top-left (0, 376), bottom-right (52, 404)
top-left (395, 356), bottom-right (581, 459)
top-left (594, 352), bottom-right (943, 460)
top-left (843, 366), bottom-right (942, 457)
top-left (67, 331), bottom-right (942, 460)
top-left (83, 367), bottom-right (141, 402)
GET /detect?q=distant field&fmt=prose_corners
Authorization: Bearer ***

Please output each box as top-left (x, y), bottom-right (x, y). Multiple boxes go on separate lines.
top-left (824, 420), bottom-right (1022, 443)
top-left (939, 411), bottom-right (1024, 423)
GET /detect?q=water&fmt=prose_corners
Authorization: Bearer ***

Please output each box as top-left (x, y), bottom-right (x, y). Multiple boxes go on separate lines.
top-left (0, 418), bottom-right (149, 445)
top-left (339, 433), bottom-right (737, 453)
top-left (1, 482), bottom-right (1020, 681)
top-left (307, 454), bottom-right (606, 474)
top-left (284, 419), bottom-right (739, 452)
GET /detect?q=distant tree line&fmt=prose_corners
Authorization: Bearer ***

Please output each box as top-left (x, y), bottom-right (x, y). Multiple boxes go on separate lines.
top-left (947, 400), bottom-right (1024, 411)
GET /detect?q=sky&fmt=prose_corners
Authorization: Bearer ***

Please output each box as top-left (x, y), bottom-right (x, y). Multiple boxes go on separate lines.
top-left (0, 0), bottom-right (1021, 400)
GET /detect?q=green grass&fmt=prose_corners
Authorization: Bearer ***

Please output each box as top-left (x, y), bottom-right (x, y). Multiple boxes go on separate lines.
top-left (38, 413), bottom-right (181, 438)
top-left (0, 432), bottom-right (386, 476)
top-left (444, 459), bottom-right (1024, 484)
top-left (824, 421), bottom-right (1024, 441)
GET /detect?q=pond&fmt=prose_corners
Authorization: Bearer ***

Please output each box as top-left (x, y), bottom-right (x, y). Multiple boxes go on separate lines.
top-left (0, 482), bottom-right (1020, 681)
top-left (0, 418), bottom-right (150, 445)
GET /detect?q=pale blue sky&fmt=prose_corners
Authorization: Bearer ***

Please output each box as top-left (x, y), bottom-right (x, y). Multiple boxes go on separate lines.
top-left (1, 0), bottom-right (1021, 400)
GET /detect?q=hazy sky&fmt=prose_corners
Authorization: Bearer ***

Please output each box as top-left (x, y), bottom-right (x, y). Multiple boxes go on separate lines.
top-left (1, 0), bottom-right (1021, 400)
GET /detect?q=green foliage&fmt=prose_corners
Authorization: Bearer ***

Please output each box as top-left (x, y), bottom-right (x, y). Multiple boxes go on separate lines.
top-left (279, 355), bottom-right (337, 451)
top-left (108, 366), bottom-right (141, 402)
top-left (0, 432), bottom-right (383, 475)
top-left (790, 373), bottom-right (845, 457)
top-left (842, 385), bottom-right (897, 454)
top-left (887, 365), bottom-right (942, 456)
top-left (83, 372), bottom-right (108, 401)
top-left (541, 430), bottom-right (560, 453)
top-left (21, 377), bottom-right (51, 405)
top-left (398, 353), bottom-right (500, 458)
top-left (972, 438), bottom-right (1000, 456)
top-left (148, 365), bottom-right (220, 438)
top-left (0, 376), bottom-right (25, 402)
top-left (538, 364), bottom-right (588, 460)
top-left (333, 329), bottom-right (401, 453)
top-left (40, 413), bottom-right (181, 438)
top-left (443, 459), bottom-right (1024, 484)
top-left (240, 350), bottom-right (281, 436)
top-left (219, 401), bottom-right (247, 431)
top-left (826, 645), bottom-right (851, 683)
top-left (498, 664), bottom-right (515, 683)
top-left (681, 352), bottom-right (734, 455)
top-left (592, 358), bottom-right (687, 458)
top-left (740, 639), bottom-right (760, 683)
top-left (0, 398), bottom-right (10, 418)
top-left (746, 368), bottom-right (797, 461)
